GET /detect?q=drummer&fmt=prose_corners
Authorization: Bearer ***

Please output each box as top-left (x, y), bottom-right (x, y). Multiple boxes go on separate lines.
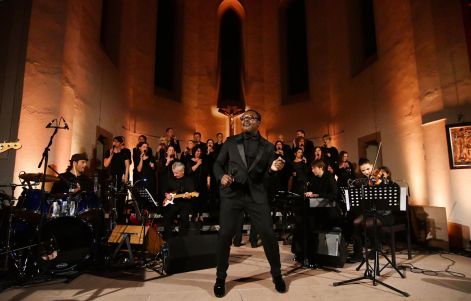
top-left (51, 153), bottom-right (93, 194)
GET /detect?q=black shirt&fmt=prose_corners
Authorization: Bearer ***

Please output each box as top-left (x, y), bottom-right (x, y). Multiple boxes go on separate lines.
top-left (133, 155), bottom-right (155, 181)
top-left (307, 171), bottom-right (337, 201)
top-left (132, 146), bottom-right (153, 166)
top-left (168, 138), bottom-right (181, 154)
top-left (104, 148), bottom-right (131, 177)
top-left (50, 171), bottom-right (93, 194)
top-left (243, 132), bottom-right (260, 167)
top-left (163, 175), bottom-right (195, 194)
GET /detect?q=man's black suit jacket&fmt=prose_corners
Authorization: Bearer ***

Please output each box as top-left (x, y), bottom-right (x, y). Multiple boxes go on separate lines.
top-left (213, 133), bottom-right (276, 205)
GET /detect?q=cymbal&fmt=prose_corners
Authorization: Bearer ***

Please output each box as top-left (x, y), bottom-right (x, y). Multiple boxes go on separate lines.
top-left (19, 173), bottom-right (59, 182)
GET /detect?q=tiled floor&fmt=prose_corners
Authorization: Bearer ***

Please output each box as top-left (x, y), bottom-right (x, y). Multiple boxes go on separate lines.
top-left (1, 242), bottom-right (471, 301)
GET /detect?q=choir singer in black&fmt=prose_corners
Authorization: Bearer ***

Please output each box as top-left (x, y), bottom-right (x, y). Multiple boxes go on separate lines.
top-left (213, 109), bottom-right (287, 297)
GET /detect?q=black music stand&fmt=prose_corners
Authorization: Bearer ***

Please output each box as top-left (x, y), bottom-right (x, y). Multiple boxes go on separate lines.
top-left (333, 185), bottom-right (409, 297)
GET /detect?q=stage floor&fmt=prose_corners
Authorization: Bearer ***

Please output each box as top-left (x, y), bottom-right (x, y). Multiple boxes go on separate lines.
top-left (1, 241), bottom-right (471, 301)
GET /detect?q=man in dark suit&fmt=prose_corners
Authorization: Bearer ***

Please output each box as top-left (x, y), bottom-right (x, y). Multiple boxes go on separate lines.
top-left (212, 109), bottom-right (287, 297)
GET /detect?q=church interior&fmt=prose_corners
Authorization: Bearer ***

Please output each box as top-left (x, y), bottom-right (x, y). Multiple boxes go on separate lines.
top-left (1, 0), bottom-right (471, 300)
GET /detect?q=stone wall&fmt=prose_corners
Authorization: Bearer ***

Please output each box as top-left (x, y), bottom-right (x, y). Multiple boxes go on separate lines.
top-left (14, 0), bottom-right (471, 233)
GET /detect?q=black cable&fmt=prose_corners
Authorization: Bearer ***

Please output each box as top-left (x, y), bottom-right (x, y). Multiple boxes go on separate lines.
top-left (398, 251), bottom-right (466, 278)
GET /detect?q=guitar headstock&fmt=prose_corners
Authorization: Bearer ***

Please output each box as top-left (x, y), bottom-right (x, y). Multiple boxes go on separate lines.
top-left (0, 141), bottom-right (22, 153)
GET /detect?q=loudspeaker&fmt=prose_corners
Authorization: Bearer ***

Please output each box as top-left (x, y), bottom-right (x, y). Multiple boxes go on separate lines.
top-left (165, 234), bottom-right (217, 274)
top-left (312, 230), bottom-right (347, 268)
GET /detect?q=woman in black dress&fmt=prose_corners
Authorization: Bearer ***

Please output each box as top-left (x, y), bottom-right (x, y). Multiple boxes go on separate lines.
top-left (289, 147), bottom-right (309, 196)
top-left (186, 146), bottom-right (210, 222)
top-left (133, 142), bottom-right (157, 202)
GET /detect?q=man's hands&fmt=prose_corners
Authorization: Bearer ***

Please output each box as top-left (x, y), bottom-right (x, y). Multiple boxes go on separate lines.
top-left (270, 157), bottom-right (286, 172)
top-left (220, 174), bottom-right (234, 187)
top-left (304, 192), bottom-right (319, 198)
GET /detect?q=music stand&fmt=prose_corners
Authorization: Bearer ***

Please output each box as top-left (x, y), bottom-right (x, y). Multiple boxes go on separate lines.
top-left (333, 185), bottom-right (409, 297)
top-left (131, 186), bottom-right (158, 210)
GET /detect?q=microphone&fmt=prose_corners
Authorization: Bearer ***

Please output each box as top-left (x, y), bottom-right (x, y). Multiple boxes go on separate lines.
top-left (230, 168), bottom-right (238, 181)
top-left (133, 178), bottom-right (147, 187)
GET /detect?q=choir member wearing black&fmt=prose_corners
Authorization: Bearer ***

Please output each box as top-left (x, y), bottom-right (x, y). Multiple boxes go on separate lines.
top-left (157, 145), bottom-right (178, 203)
top-left (165, 127), bottom-right (181, 155)
top-left (213, 109), bottom-right (286, 297)
top-left (293, 130), bottom-right (314, 163)
top-left (132, 135), bottom-right (153, 167)
top-left (288, 147), bottom-right (309, 196)
top-left (51, 153), bottom-right (93, 194)
top-left (291, 159), bottom-right (337, 265)
top-left (104, 136), bottom-right (131, 186)
top-left (186, 146), bottom-right (210, 222)
top-left (133, 142), bottom-right (156, 199)
top-left (162, 162), bottom-right (195, 240)
top-left (181, 140), bottom-right (195, 166)
top-left (206, 139), bottom-right (219, 213)
top-left (193, 131), bottom-right (207, 155)
top-left (336, 151), bottom-right (355, 189)
top-left (214, 132), bottom-right (225, 156)
top-left (321, 134), bottom-right (339, 169)
top-left (277, 134), bottom-right (294, 161)
top-left (274, 140), bottom-right (291, 192)
top-left (104, 136), bottom-right (131, 222)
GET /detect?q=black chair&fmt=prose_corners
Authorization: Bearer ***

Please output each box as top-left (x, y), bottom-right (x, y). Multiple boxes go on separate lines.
top-left (381, 187), bottom-right (412, 268)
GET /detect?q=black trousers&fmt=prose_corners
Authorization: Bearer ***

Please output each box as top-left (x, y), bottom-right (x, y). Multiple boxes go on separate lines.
top-left (233, 212), bottom-right (258, 245)
top-left (216, 193), bottom-right (281, 279)
top-left (163, 201), bottom-right (191, 240)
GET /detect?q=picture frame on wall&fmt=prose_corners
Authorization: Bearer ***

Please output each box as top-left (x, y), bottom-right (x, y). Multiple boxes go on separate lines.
top-left (445, 122), bottom-right (471, 169)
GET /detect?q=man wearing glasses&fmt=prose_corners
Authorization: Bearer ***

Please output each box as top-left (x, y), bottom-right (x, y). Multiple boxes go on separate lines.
top-left (213, 109), bottom-right (287, 297)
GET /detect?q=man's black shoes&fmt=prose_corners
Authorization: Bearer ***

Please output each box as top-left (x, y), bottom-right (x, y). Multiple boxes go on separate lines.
top-left (214, 278), bottom-right (225, 298)
top-left (273, 275), bottom-right (287, 293)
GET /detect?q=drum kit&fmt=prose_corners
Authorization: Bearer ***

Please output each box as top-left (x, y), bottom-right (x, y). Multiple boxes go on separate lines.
top-left (0, 171), bottom-right (166, 284)
top-left (1, 128), bottom-right (166, 289)
top-left (0, 172), bottom-right (102, 278)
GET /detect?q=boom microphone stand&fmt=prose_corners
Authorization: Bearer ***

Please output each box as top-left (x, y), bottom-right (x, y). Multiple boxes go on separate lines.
top-left (36, 118), bottom-right (69, 264)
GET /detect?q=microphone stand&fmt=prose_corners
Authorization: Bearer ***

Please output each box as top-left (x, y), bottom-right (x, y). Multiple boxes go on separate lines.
top-left (36, 120), bottom-right (68, 267)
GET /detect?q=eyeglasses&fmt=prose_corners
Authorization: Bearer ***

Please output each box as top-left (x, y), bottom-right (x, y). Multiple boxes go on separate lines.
top-left (240, 115), bottom-right (259, 122)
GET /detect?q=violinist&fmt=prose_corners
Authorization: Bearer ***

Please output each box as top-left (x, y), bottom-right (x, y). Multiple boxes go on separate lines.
top-left (347, 159), bottom-right (394, 263)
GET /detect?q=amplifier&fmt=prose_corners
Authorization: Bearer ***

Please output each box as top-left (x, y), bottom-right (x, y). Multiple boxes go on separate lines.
top-left (313, 230), bottom-right (347, 267)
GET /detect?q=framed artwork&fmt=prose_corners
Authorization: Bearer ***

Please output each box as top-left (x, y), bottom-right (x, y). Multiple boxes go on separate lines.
top-left (445, 122), bottom-right (471, 169)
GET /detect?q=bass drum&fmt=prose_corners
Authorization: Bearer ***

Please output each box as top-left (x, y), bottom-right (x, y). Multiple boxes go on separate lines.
top-left (39, 216), bottom-right (94, 273)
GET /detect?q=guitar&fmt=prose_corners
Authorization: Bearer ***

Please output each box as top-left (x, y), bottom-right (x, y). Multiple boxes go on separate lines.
top-left (163, 191), bottom-right (199, 207)
top-left (0, 141), bottom-right (22, 154)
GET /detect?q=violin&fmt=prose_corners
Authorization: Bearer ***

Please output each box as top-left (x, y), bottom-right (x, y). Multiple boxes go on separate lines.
top-left (368, 169), bottom-right (384, 186)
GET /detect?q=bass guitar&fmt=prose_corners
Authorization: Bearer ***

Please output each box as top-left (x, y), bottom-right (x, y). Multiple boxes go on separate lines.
top-left (0, 141), bottom-right (22, 154)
